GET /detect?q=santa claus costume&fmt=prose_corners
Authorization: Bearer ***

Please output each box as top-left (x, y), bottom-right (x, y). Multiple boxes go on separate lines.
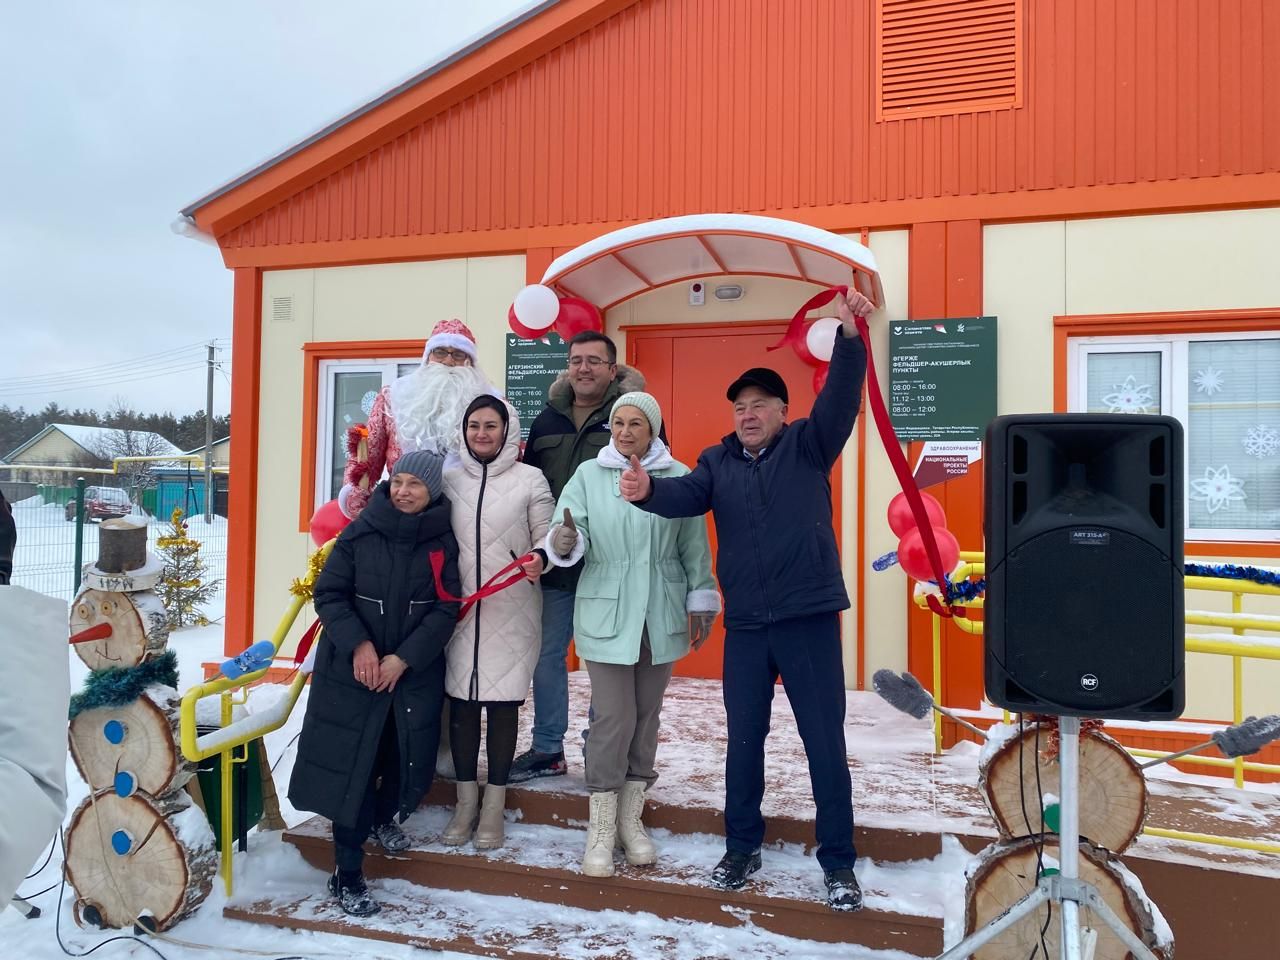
top-left (340, 319), bottom-right (495, 519)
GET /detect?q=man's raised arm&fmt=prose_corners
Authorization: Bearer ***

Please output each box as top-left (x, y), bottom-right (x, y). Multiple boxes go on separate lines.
top-left (621, 453), bottom-right (715, 519)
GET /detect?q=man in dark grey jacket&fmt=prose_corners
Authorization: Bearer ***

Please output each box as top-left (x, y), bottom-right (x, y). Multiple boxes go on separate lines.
top-left (621, 289), bottom-right (874, 911)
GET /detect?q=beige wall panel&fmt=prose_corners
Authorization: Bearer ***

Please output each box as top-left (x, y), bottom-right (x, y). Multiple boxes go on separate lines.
top-left (860, 230), bottom-right (911, 680)
top-left (252, 256), bottom-right (526, 647)
top-left (23, 432), bottom-right (91, 464)
top-left (1065, 208), bottom-right (1280, 315)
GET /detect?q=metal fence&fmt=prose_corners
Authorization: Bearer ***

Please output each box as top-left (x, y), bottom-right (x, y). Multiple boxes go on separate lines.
top-left (6, 471), bottom-right (229, 607)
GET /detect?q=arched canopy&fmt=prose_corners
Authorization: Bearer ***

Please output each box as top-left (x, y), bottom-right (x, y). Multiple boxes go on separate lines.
top-left (541, 213), bottom-right (885, 311)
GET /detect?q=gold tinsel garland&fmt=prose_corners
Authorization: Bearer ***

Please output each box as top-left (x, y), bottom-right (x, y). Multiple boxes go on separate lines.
top-left (289, 547), bottom-right (328, 602)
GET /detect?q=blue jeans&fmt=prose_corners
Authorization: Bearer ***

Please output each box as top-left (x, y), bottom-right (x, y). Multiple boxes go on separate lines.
top-left (530, 586), bottom-right (576, 754)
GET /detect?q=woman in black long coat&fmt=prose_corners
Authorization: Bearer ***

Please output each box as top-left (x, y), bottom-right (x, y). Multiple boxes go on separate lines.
top-left (288, 451), bottom-right (461, 917)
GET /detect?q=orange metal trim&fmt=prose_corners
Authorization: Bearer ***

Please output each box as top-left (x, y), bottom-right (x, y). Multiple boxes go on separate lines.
top-left (696, 236), bottom-right (729, 273)
top-left (1053, 306), bottom-right (1280, 560)
top-left (610, 250), bottom-right (656, 287)
top-left (225, 268), bottom-right (263, 656)
top-left (215, 172), bottom-right (1280, 272)
top-left (297, 339), bottom-right (427, 532)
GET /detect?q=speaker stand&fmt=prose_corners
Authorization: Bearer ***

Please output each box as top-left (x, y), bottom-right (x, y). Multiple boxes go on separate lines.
top-left (935, 717), bottom-right (1161, 960)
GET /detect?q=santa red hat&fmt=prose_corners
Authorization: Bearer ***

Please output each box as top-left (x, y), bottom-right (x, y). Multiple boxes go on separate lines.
top-left (424, 318), bottom-right (478, 362)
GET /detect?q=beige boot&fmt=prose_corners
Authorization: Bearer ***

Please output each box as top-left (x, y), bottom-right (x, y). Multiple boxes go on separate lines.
top-left (473, 784), bottom-right (507, 850)
top-left (442, 781), bottom-right (479, 846)
top-left (617, 780), bottom-right (657, 866)
top-left (581, 791), bottom-right (619, 878)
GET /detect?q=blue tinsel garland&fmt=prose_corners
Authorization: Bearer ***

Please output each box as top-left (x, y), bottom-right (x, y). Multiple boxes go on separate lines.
top-left (1185, 562), bottom-right (1280, 587)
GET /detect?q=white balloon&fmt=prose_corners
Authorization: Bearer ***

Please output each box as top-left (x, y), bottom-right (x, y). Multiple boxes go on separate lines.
top-left (805, 316), bottom-right (841, 361)
top-left (513, 284), bottom-right (560, 331)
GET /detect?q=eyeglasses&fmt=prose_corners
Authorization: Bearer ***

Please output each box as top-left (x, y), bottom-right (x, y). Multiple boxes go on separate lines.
top-left (430, 347), bottom-right (471, 362)
top-left (568, 356), bottom-right (614, 369)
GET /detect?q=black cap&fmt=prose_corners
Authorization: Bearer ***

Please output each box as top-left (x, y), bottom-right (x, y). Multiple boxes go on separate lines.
top-left (726, 367), bottom-right (788, 404)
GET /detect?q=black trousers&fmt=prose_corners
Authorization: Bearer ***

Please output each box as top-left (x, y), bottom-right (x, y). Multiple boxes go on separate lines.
top-left (448, 697), bottom-right (520, 786)
top-left (332, 712), bottom-right (400, 873)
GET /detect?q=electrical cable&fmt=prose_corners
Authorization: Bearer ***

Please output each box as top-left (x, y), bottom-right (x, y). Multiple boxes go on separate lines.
top-left (0, 364), bottom-right (209, 398)
top-left (1031, 722), bottom-right (1052, 957)
top-left (1016, 716), bottom-right (1050, 960)
top-left (24, 836), bottom-right (57, 878)
top-left (270, 730), bottom-right (303, 775)
top-left (0, 346), bottom-right (210, 388)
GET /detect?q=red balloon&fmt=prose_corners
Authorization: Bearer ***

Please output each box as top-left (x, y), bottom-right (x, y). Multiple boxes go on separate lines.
top-left (553, 296), bottom-right (603, 340)
top-left (886, 490), bottom-right (947, 537)
top-left (897, 525), bottom-right (960, 583)
top-left (508, 304), bottom-right (544, 340)
top-left (309, 499), bottom-right (350, 548)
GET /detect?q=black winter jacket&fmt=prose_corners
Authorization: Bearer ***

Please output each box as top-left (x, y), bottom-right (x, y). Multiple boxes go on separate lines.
top-left (288, 482), bottom-right (461, 827)
top-left (637, 328), bottom-right (867, 630)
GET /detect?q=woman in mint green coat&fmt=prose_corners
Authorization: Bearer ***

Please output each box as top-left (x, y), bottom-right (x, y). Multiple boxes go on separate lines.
top-left (545, 391), bottom-right (719, 878)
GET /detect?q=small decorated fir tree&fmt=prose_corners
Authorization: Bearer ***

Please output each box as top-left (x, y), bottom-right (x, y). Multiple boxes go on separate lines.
top-left (156, 507), bottom-right (219, 628)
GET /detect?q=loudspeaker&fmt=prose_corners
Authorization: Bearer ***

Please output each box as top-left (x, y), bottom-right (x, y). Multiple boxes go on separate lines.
top-left (984, 414), bottom-right (1185, 719)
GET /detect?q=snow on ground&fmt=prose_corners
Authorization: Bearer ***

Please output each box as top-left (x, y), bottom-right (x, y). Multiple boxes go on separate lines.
top-left (8, 495), bottom-right (228, 607)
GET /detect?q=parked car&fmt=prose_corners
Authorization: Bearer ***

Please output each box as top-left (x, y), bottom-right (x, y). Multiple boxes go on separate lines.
top-left (65, 486), bottom-right (133, 522)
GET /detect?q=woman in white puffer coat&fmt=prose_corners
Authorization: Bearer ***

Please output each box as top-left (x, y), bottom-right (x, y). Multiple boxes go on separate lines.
top-left (441, 395), bottom-right (554, 850)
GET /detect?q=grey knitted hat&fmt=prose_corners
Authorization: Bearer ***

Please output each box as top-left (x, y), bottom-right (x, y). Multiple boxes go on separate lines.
top-left (391, 450), bottom-right (445, 500)
top-left (611, 391), bottom-right (663, 437)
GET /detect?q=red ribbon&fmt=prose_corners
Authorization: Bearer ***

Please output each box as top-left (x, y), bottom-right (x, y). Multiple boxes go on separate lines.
top-left (773, 283), bottom-right (957, 616)
top-left (293, 619), bottom-right (323, 665)
top-left (430, 551), bottom-right (537, 620)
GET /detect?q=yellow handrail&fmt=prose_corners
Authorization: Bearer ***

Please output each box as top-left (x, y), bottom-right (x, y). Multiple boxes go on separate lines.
top-left (915, 555), bottom-right (1280, 856)
top-left (179, 540), bottom-right (333, 895)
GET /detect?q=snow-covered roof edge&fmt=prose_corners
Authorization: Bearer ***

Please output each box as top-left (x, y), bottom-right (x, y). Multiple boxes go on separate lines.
top-left (3, 423), bottom-right (183, 462)
top-left (179, 0), bottom-right (560, 219)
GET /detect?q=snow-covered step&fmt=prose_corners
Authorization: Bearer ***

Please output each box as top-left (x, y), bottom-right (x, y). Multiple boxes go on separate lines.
top-left (417, 777), bottom-right (983, 864)
top-left (276, 807), bottom-right (956, 956)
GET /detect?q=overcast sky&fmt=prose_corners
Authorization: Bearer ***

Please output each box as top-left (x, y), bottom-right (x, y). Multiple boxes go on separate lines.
top-left (0, 0), bottom-right (528, 420)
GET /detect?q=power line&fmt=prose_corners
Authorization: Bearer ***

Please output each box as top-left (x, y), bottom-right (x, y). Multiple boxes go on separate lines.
top-left (0, 342), bottom-right (213, 389)
top-left (0, 355), bottom-right (212, 393)
top-left (0, 362), bottom-right (208, 398)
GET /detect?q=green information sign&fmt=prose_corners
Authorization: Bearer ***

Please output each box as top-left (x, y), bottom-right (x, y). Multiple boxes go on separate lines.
top-left (888, 317), bottom-right (997, 441)
top-left (505, 332), bottom-right (567, 438)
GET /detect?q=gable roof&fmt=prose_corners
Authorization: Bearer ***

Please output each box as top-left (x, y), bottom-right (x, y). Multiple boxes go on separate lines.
top-left (3, 423), bottom-right (183, 463)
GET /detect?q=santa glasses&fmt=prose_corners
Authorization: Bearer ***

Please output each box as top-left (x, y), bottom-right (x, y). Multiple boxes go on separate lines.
top-left (430, 347), bottom-right (471, 362)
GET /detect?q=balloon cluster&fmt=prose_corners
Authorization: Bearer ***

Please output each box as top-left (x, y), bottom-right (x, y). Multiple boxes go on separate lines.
top-left (886, 490), bottom-right (959, 585)
top-left (508, 283), bottom-right (604, 341)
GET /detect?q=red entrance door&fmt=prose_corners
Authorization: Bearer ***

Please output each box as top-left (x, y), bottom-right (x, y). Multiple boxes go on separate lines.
top-left (626, 321), bottom-right (843, 680)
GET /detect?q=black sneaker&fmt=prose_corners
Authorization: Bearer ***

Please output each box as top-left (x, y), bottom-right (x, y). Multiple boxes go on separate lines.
top-left (370, 821), bottom-right (410, 853)
top-left (824, 868), bottom-right (863, 912)
top-left (508, 748), bottom-right (567, 783)
top-left (327, 870), bottom-right (380, 918)
top-left (710, 849), bottom-right (762, 890)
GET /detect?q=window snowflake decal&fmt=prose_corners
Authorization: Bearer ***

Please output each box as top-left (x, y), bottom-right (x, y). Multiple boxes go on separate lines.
top-left (1101, 375), bottom-right (1155, 414)
top-left (1243, 425), bottom-right (1279, 459)
top-left (361, 390), bottom-right (379, 417)
top-left (1193, 366), bottom-right (1224, 395)
top-left (1189, 465), bottom-right (1247, 514)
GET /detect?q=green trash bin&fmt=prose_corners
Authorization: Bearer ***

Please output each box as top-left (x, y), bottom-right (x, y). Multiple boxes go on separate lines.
top-left (195, 727), bottom-right (265, 852)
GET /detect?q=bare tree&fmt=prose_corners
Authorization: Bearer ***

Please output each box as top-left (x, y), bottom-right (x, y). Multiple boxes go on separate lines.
top-left (90, 428), bottom-right (174, 492)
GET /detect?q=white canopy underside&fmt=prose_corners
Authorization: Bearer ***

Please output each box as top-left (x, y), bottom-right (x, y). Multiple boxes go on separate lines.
top-left (541, 213), bottom-right (885, 311)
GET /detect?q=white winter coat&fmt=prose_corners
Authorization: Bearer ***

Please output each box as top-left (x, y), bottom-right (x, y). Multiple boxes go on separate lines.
top-left (442, 405), bottom-right (554, 702)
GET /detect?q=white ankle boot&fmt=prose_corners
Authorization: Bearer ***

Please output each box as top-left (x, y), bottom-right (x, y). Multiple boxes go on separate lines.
top-left (442, 781), bottom-right (479, 846)
top-left (581, 791), bottom-right (618, 877)
top-left (617, 780), bottom-right (656, 866)
top-left (473, 785), bottom-right (507, 850)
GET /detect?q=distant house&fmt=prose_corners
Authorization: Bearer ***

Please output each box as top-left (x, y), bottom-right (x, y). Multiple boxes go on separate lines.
top-left (188, 436), bottom-right (231, 470)
top-left (144, 436), bottom-right (232, 519)
top-left (1, 423), bottom-right (183, 484)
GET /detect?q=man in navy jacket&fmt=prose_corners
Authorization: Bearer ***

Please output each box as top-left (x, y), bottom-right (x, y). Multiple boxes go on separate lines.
top-left (621, 289), bottom-right (873, 912)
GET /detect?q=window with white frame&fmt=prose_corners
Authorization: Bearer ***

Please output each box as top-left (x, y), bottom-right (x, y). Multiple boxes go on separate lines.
top-left (316, 358), bottom-right (419, 509)
top-left (1068, 331), bottom-right (1280, 543)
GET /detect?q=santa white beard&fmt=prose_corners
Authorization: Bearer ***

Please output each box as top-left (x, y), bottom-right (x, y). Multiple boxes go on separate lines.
top-left (388, 361), bottom-right (494, 456)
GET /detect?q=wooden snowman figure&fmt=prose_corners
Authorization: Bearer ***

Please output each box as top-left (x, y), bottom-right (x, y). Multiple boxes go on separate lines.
top-left (64, 519), bottom-right (216, 931)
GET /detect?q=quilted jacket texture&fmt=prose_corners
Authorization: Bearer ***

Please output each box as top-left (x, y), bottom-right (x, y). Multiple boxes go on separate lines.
top-left (443, 403), bottom-right (555, 702)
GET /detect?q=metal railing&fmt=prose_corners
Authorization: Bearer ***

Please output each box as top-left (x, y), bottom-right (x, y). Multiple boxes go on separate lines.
top-left (179, 541), bottom-right (333, 895)
top-left (919, 555), bottom-right (1280, 856)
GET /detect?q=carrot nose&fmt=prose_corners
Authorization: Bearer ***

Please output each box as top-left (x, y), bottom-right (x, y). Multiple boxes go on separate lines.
top-left (69, 622), bottom-right (113, 645)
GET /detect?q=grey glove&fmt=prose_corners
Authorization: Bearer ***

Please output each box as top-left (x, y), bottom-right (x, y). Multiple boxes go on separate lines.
top-left (551, 508), bottom-right (579, 558)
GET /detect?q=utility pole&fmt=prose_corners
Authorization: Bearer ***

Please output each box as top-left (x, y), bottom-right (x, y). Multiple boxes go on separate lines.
top-left (204, 342), bottom-right (215, 523)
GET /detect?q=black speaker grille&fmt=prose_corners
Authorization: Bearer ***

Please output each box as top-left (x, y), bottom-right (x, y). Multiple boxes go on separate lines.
top-left (1002, 528), bottom-right (1178, 712)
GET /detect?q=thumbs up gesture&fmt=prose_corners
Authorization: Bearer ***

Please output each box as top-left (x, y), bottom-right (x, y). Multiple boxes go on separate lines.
top-left (550, 508), bottom-right (580, 558)
top-left (620, 454), bottom-right (651, 502)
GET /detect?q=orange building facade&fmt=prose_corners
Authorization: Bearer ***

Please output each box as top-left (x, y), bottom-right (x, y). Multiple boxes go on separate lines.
top-left (186, 0), bottom-right (1280, 726)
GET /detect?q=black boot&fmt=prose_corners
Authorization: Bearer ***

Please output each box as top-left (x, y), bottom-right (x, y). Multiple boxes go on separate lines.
top-left (710, 849), bottom-right (762, 890)
top-left (823, 868), bottom-right (863, 912)
top-left (328, 869), bottom-right (380, 917)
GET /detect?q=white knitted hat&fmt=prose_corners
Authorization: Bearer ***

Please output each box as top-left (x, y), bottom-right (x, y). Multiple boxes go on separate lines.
top-left (611, 391), bottom-right (663, 437)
